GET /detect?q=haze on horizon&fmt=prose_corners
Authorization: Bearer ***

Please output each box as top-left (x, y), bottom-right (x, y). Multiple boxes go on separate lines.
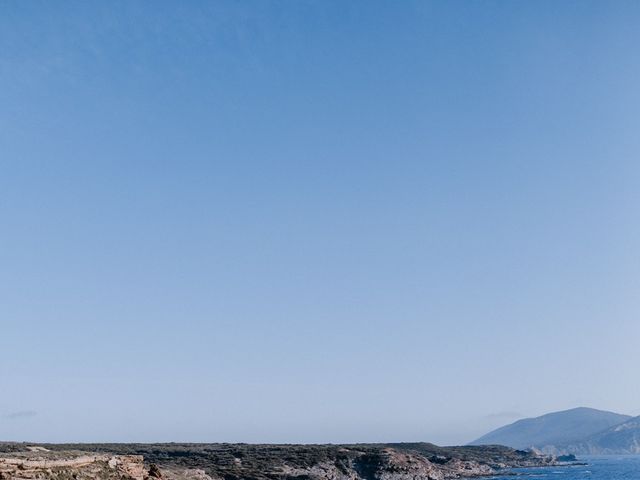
top-left (1, 1), bottom-right (639, 446)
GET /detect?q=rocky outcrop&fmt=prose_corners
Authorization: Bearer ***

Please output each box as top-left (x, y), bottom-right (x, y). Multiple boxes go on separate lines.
top-left (161, 468), bottom-right (216, 480)
top-left (0, 452), bottom-right (145, 480)
top-left (8, 443), bottom-right (554, 480)
top-left (276, 448), bottom-right (495, 480)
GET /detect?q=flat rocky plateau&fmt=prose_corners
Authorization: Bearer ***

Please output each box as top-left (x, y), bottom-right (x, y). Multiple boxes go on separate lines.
top-left (0, 443), bottom-right (565, 480)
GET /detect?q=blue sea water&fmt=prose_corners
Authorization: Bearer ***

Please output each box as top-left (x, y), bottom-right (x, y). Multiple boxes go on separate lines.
top-left (490, 456), bottom-right (640, 480)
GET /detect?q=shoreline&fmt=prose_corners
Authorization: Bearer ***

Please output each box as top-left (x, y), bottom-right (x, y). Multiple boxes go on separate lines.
top-left (1, 442), bottom-right (571, 480)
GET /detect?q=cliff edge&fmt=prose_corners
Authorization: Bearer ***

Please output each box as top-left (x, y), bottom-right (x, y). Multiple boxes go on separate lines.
top-left (0, 442), bottom-right (563, 480)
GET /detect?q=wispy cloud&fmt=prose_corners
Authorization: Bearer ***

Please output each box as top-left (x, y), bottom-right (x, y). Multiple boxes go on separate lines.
top-left (4, 410), bottom-right (38, 420)
top-left (484, 411), bottom-right (523, 420)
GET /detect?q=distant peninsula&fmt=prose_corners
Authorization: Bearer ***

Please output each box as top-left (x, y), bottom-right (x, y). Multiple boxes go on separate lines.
top-left (471, 406), bottom-right (640, 455)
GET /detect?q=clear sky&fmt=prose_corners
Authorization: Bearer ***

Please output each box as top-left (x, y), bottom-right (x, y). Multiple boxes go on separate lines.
top-left (1, 0), bottom-right (640, 445)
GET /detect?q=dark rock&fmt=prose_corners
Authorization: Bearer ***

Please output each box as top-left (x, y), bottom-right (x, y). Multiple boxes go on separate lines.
top-left (556, 454), bottom-right (577, 462)
top-left (149, 463), bottom-right (163, 478)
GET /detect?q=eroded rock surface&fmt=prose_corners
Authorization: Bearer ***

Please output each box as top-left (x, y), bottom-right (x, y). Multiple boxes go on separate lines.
top-left (0, 443), bottom-right (562, 480)
top-left (0, 451), bottom-right (145, 480)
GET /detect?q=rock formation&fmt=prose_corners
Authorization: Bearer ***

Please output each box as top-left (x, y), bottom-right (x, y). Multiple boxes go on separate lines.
top-left (0, 451), bottom-right (146, 480)
top-left (0, 442), bottom-right (565, 480)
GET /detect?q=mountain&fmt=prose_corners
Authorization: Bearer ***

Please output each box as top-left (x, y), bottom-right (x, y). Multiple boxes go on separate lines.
top-left (556, 415), bottom-right (640, 454)
top-left (470, 407), bottom-right (632, 450)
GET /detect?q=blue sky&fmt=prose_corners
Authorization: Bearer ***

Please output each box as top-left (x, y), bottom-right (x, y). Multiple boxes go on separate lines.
top-left (1, 0), bottom-right (640, 445)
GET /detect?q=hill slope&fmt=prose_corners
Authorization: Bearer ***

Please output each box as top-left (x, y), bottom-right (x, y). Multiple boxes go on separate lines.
top-left (470, 407), bottom-right (631, 450)
top-left (556, 415), bottom-right (640, 454)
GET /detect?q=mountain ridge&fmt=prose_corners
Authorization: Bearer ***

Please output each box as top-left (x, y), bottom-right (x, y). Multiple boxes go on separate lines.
top-left (548, 415), bottom-right (640, 455)
top-left (470, 407), bottom-right (632, 451)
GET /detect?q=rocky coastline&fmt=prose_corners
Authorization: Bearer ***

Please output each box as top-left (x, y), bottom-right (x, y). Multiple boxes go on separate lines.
top-left (0, 442), bottom-right (572, 480)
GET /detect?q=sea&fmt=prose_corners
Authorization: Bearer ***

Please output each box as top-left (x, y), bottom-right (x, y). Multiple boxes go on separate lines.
top-left (487, 456), bottom-right (640, 480)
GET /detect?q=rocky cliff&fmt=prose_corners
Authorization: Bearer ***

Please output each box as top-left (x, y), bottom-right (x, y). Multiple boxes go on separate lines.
top-left (0, 442), bottom-right (562, 480)
top-left (0, 450), bottom-right (146, 480)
